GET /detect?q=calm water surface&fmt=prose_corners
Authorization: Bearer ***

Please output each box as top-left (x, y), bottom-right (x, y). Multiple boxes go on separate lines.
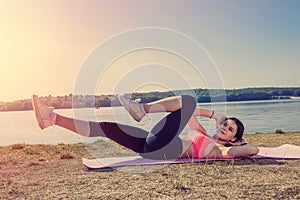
top-left (0, 99), bottom-right (299, 146)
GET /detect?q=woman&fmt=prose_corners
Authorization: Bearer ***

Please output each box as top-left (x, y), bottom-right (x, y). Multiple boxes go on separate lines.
top-left (32, 94), bottom-right (259, 160)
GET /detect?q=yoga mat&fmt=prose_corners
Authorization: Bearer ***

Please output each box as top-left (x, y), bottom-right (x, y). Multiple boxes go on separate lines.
top-left (82, 144), bottom-right (300, 170)
top-left (251, 144), bottom-right (300, 159)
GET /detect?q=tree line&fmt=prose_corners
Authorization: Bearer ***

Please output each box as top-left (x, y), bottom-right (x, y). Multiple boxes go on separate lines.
top-left (1, 87), bottom-right (300, 111)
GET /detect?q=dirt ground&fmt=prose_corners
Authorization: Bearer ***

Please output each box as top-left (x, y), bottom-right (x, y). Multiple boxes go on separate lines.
top-left (0, 132), bottom-right (299, 200)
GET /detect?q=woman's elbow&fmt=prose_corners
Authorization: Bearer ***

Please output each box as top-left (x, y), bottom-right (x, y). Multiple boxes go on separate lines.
top-left (247, 145), bottom-right (259, 156)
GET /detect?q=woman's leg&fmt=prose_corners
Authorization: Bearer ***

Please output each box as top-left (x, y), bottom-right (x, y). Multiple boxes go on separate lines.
top-left (32, 95), bottom-right (148, 153)
top-left (143, 96), bottom-right (182, 113)
top-left (88, 121), bottom-right (148, 153)
top-left (51, 114), bottom-right (149, 153)
top-left (55, 114), bottom-right (90, 137)
top-left (118, 95), bottom-right (183, 122)
top-left (140, 95), bottom-right (196, 160)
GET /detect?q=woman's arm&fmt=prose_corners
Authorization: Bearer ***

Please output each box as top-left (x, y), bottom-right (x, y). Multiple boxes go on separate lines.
top-left (192, 107), bottom-right (215, 118)
top-left (187, 107), bottom-right (211, 132)
top-left (219, 144), bottom-right (259, 158)
top-left (204, 144), bottom-right (259, 159)
top-left (193, 107), bottom-right (227, 121)
top-left (187, 115), bottom-right (207, 133)
top-left (189, 107), bottom-right (227, 129)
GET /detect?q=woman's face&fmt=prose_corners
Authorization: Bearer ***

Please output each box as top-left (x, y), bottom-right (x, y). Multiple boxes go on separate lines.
top-left (216, 119), bottom-right (237, 142)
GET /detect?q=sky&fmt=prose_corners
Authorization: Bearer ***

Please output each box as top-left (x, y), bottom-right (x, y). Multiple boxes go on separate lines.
top-left (0, 0), bottom-right (299, 102)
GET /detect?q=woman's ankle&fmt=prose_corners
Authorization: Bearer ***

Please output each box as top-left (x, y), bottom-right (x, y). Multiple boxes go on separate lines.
top-left (50, 112), bottom-right (57, 124)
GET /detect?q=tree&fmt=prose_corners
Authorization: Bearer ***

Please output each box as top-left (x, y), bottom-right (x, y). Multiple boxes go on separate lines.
top-left (294, 89), bottom-right (300, 97)
top-left (279, 89), bottom-right (293, 96)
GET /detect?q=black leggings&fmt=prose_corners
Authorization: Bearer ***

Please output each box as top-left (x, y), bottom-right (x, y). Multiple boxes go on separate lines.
top-left (88, 95), bottom-right (196, 160)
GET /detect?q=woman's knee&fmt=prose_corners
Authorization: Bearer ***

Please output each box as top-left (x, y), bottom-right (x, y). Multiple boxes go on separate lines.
top-left (181, 95), bottom-right (196, 110)
top-left (180, 95), bottom-right (197, 121)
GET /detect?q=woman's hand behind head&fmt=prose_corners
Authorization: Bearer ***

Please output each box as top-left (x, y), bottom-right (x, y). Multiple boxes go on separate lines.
top-left (213, 112), bottom-right (228, 129)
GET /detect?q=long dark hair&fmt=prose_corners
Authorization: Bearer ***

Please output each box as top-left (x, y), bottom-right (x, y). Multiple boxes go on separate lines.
top-left (228, 117), bottom-right (244, 142)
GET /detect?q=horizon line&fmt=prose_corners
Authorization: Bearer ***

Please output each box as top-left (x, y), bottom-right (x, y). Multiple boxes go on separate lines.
top-left (1, 86), bottom-right (300, 103)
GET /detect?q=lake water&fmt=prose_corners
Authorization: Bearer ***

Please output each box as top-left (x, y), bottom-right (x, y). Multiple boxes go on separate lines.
top-left (1, 99), bottom-right (300, 146)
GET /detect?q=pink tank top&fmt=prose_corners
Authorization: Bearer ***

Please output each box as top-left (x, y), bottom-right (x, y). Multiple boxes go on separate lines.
top-left (188, 130), bottom-right (217, 159)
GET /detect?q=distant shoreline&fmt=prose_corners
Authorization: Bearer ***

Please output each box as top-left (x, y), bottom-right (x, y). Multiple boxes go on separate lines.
top-left (0, 86), bottom-right (300, 112)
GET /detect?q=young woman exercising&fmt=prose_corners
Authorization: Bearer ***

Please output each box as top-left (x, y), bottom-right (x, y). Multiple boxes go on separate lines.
top-left (32, 94), bottom-right (259, 160)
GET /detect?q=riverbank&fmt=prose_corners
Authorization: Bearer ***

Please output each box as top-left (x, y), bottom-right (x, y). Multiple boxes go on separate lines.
top-left (0, 132), bottom-right (299, 199)
top-left (1, 87), bottom-right (299, 112)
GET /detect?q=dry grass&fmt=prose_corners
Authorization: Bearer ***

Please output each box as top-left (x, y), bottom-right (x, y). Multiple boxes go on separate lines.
top-left (0, 132), bottom-right (299, 199)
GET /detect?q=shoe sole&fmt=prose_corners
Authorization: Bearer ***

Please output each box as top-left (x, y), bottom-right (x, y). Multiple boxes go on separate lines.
top-left (31, 95), bottom-right (45, 129)
top-left (118, 95), bottom-right (142, 122)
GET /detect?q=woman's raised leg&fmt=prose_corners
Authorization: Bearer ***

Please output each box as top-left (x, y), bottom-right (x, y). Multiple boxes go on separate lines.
top-left (118, 95), bottom-right (183, 122)
top-left (140, 95), bottom-right (196, 160)
top-left (143, 96), bottom-right (182, 113)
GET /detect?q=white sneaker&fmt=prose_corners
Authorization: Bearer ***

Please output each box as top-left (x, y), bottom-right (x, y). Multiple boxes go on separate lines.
top-left (118, 95), bottom-right (146, 122)
top-left (31, 95), bottom-right (56, 129)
